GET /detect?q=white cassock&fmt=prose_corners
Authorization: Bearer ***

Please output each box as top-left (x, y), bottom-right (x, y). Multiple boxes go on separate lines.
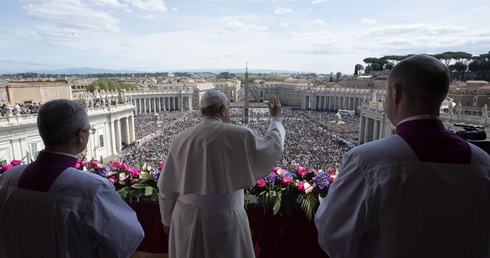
top-left (158, 116), bottom-right (285, 258)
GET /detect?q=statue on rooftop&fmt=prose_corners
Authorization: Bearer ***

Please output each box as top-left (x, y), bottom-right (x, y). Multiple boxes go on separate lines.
top-left (456, 102), bottom-right (462, 115)
top-left (481, 104), bottom-right (488, 117)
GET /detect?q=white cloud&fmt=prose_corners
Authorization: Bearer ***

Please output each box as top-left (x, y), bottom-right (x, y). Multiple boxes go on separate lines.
top-left (126, 0), bottom-right (167, 12)
top-left (93, 0), bottom-right (126, 8)
top-left (470, 6), bottom-right (487, 11)
top-left (360, 18), bottom-right (376, 24)
top-left (141, 14), bottom-right (155, 20)
top-left (22, 0), bottom-right (120, 32)
top-left (25, 26), bottom-right (80, 40)
top-left (278, 22), bottom-right (290, 29)
top-left (311, 19), bottom-right (327, 27)
top-left (172, 7), bottom-right (178, 12)
top-left (280, 31), bottom-right (348, 55)
top-left (311, 0), bottom-right (328, 4)
top-left (223, 20), bottom-right (268, 32)
top-left (119, 40), bottom-right (142, 48)
top-left (359, 24), bottom-right (466, 38)
top-left (274, 7), bottom-right (293, 14)
top-left (352, 24), bottom-right (490, 57)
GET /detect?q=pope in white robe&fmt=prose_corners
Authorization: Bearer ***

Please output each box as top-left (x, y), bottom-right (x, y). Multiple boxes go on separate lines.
top-left (158, 90), bottom-right (285, 258)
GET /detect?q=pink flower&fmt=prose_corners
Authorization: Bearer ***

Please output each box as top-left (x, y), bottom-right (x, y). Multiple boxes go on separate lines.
top-left (281, 176), bottom-right (292, 186)
top-left (1, 164), bottom-right (13, 171)
top-left (81, 160), bottom-right (88, 167)
top-left (108, 176), bottom-right (116, 184)
top-left (121, 163), bottom-right (130, 171)
top-left (130, 179), bottom-right (138, 185)
top-left (257, 179), bottom-right (266, 188)
top-left (272, 166), bottom-right (281, 172)
top-left (74, 163), bottom-right (80, 169)
top-left (308, 169), bottom-right (317, 174)
top-left (130, 168), bottom-right (140, 177)
top-left (10, 160), bottom-right (22, 166)
top-left (112, 160), bottom-right (122, 169)
top-left (296, 181), bottom-right (305, 191)
top-left (158, 161), bottom-right (165, 169)
top-left (297, 166), bottom-right (307, 176)
top-left (91, 161), bottom-right (99, 168)
top-left (327, 168), bottom-right (336, 175)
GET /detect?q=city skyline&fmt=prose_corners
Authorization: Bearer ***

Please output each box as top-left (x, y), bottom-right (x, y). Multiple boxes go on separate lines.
top-left (1, 0), bottom-right (489, 75)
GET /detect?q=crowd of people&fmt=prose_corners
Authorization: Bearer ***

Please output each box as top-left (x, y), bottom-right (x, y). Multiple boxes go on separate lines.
top-left (132, 110), bottom-right (190, 140)
top-left (0, 102), bottom-right (41, 116)
top-left (121, 106), bottom-right (360, 173)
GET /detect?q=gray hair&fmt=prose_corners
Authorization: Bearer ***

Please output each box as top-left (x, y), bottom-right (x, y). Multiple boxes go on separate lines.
top-left (37, 99), bottom-right (89, 147)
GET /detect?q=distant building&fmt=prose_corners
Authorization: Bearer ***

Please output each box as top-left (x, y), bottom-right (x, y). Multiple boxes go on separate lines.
top-left (448, 80), bottom-right (490, 115)
top-left (0, 80), bottom-right (73, 105)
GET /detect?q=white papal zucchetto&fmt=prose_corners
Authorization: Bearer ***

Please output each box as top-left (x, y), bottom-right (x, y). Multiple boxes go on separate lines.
top-left (200, 90), bottom-right (228, 108)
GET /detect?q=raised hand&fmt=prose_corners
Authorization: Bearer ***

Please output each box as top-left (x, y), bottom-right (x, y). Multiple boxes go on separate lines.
top-left (266, 95), bottom-right (281, 117)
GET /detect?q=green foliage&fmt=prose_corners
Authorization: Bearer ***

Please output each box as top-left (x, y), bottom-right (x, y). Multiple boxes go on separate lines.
top-left (363, 51), bottom-right (490, 81)
top-left (86, 78), bottom-right (137, 92)
top-left (354, 64), bottom-right (364, 76)
top-left (236, 75), bottom-right (286, 85)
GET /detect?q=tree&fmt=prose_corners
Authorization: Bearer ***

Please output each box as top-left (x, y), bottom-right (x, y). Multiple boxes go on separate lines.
top-left (363, 57), bottom-right (387, 72)
top-left (360, 51), bottom-right (490, 81)
top-left (354, 64), bottom-right (364, 76)
top-left (451, 52), bottom-right (472, 81)
top-left (432, 52), bottom-right (455, 66)
top-left (86, 78), bottom-right (137, 92)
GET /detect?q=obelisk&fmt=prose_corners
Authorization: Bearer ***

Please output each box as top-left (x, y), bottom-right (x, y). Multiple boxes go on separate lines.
top-left (244, 63), bottom-right (249, 125)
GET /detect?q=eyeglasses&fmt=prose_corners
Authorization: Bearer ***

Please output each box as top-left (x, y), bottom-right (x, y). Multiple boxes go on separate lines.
top-left (85, 127), bottom-right (96, 134)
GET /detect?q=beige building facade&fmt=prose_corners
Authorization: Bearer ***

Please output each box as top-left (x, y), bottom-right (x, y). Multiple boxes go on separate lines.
top-left (0, 80), bottom-right (73, 105)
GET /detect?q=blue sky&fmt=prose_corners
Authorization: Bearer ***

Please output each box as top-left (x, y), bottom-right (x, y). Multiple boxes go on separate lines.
top-left (1, 0), bottom-right (489, 75)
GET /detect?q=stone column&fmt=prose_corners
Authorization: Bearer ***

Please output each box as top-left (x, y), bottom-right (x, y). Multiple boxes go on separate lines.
top-left (359, 116), bottom-right (366, 144)
top-left (115, 119), bottom-right (121, 152)
top-left (373, 120), bottom-right (380, 141)
top-left (110, 120), bottom-right (117, 155)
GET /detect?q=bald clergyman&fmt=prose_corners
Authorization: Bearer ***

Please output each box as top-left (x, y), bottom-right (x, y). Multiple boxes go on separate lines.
top-left (315, 54), bottom-right (490, 258)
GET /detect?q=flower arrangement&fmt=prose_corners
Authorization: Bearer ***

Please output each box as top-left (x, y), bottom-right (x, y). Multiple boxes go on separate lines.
top-left (0, 159), bottom-right (23, 174)
top-left (246, 164), bottom-right (336, 220)
top-left (1, 156), bottom-right (161, 201)
top-left (2, 156), bottom-right (337, 220)
top-left (76, 159), bottom-right (162, 201)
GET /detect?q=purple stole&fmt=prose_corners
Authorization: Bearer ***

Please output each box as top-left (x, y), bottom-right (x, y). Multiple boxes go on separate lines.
top-left (18, 151), bottom-right (78, 192)
top-left (396, 119), bottom-right (471, 164)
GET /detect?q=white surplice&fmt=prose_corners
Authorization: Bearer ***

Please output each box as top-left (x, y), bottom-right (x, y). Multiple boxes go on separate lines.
top-left (314, 120), bottom-right (490, 258)
top-left (158, 116), bottom-right (285, 258)
top-left (0, 166), bottom-right (145, 258)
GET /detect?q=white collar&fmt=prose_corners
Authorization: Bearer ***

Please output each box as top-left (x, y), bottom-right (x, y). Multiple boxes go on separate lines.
top-left (203, 116), bottom-right (223, 123)
top-left (397, 115), bottom-right (439, 125)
